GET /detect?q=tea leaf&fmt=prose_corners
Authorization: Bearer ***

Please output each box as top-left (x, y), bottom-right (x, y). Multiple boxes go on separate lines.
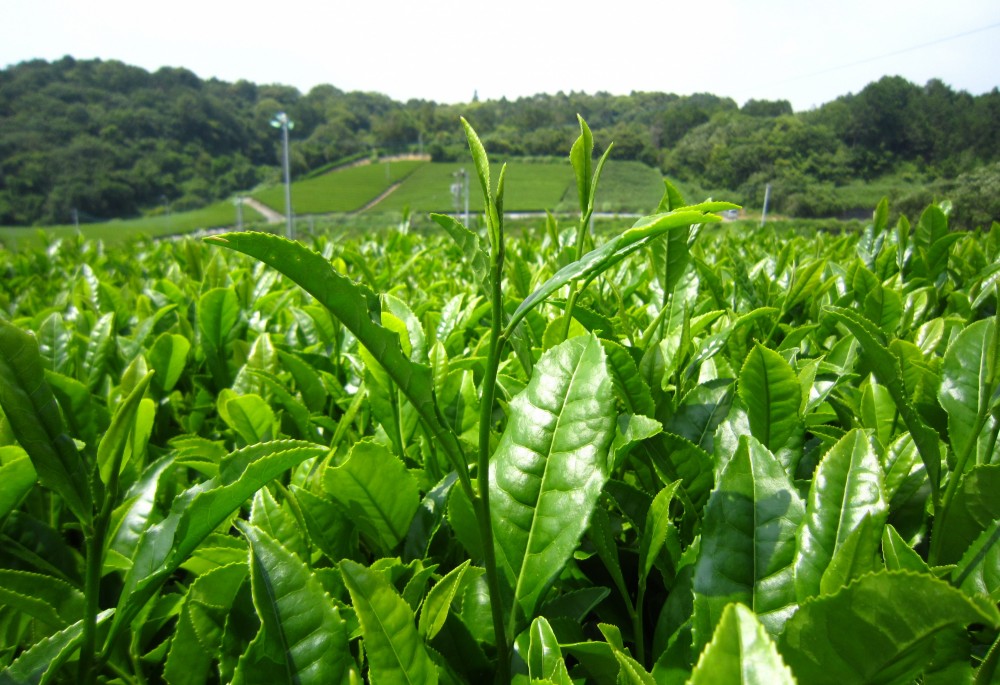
top-left (341, 559), bottom-right (438, 685)
top-left (527, 615), bottom-right (573, 684)
top-left (163, 562), bottom-right (249, 685)
top-left (939, 319), bottom-right (997, 468)
top-left (110, 441), bottom-right (328, 648)
top-left (0, 319), bottom-right (92, 524)
top-left (738, 344), bottom-right (803, 475)
top-left (0, 446), bottom-right (37, 519)
top-left (779, 571), bottom-right (1000, 685)
top-left (0, 609), bottom-right (113, 685)
top-left (419, 560), bottom-right (472, 640)
top-left (693, 436), bottom-right (804, 648)
top-left (97, 371), bottom-right (153, 484)
top-left (323, 440), bottom-right (420, 553)
top-left (689, 603), bottom-right (795, 685)
top-left (490, 334), bottom-right (615, 630)
top-left (507, 208), bottom-right (734, 337)
top-left (824, 306), bottom-right (942, 500)
top-left (235, 523), bottom-right (351, 685)
top-left (794, 429), bottom-right (887, 600)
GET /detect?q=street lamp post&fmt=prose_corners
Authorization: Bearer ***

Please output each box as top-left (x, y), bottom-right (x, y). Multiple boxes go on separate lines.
top-left (452, 168), bottom-right (469, 226)
top-left (270, 112), bottom-right (295, 238)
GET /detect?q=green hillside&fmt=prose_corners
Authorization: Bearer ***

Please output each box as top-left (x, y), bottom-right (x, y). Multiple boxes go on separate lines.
top-left (253, 159), bottom-right (426, 214)
top-left (374, 161), bottom-right (572, 213)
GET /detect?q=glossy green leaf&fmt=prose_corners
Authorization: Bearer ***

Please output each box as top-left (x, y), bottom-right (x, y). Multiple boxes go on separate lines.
top-left (460, 117), bottom-right (496, 231)
top-left (250, 487), bottom-right (307, 562)
top-left (489, 334), bottom-right (616, 627)
top-left (794, 429), bottom-right (887, 600)
top-left (639, 481), bottom-right (681, 585)
top-left (953, 520), bottom-right (1000, 602)
top-left (693, 436), bottom-right (804, 648)
top-left (612, 413), bottom-right (662, 472)
top-left (0, 445), bottom-right (37, 519)
top-left (323, 439), bottom-right (420, 552)
top-left (506, 208), bottom-right (735, 337)
top-left (97, 371), bottom-right (153, 484)
top-left (587, 506), bottom-right (630, 609)
top-left (570, 115), bottom-right (594, 215)
top-left (148, 332), bottom-right (191, 393)
top-left (44, 370), bottom-right (100, 452)
top-left (0, 319), bottom-right (92, 524)
top-left (650, 432), bottom-right (714, 512)
top-left (36, 312), bottom-right (71, 375)
top-left (0, 609), bottom-right (112, 685)
top-left (819, 514), bottom-right (881, 594)
top-left (824, 306), bottom-right (942, 500)
top-left (82, 311), bottom-right (115, 390)
top-left (341, 559), bottom-right (438, 685)
top-left (246, 369), bottom-right (320, 442)
top-left (689, 603), bottom-right (796, 685)
top-left (110, 440), bottom-right (328, 648)
top-left (278, 350), bottom-right (327, 413)
top-left (860, 377), bottom-right (896, 448)
top-left (601, 338), bottom-right (655, 417)
top-left (527, 615), bottom-right (572, 684)
top-left (163, 562), bottom-right (249, 685)
top-left (939, 319), bottom-right (997, 466)
top-left (206, 231), bottom-right (469, 489)
top-left (669, 379), bottom-right (734, 455)
top-left (881, 523), bottom-right (933, 574)
top-left (779, 571), bottom-right (1000, 685)
top-left (289, 485), bottom-right (355, 563)
top-left (609, 647), bottom-right (655, 685)
top-left (738, 344), bottom-right (803, 475)
top-left (0, 569), bottom-right (84, 629)
top-left (235, 523), bottom-right (351, 685)
top-left (198, 287), bottom-right (240, 389)
top-left (429, 213), bottom-right (489, 295)
top-left (218, 390), bottom-right (276, 445)
top-left (418, 560), bottom-right (471, 640)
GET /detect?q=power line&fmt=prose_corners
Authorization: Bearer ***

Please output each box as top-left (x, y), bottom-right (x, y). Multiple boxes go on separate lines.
top-left (766, 20), bottom-right (1000, 86)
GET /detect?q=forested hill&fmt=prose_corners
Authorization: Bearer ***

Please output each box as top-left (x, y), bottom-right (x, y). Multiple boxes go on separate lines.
top-left (2, 56), bottom-right (999, 226)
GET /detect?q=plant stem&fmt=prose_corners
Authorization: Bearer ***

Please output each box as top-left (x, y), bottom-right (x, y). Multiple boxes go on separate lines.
top-left (930, 412), bottom-right (989, 564)
top-left (561, 214), bottom-right (591, 340)
top-left (80, 471), bottom-right (118, 684)
top-left (635, 581), bottom-right (647, 668)
top-left (477, 237), bottom-right (511, 682)
top-left (79, 527), bottom-right (102, 685)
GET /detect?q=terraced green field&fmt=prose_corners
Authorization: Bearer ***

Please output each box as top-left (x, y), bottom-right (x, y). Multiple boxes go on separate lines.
top-left (374, 159), bottom-right (674, 215)
top-left (253, 160), bottom-right (426, 214)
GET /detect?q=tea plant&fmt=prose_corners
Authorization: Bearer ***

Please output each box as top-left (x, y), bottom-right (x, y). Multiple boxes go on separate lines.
top-left (0, 117), bottom-right (998, 684)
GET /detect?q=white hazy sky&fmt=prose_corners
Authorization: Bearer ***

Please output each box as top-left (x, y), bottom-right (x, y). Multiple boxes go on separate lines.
top-left (2, 0), bottom-right (998, 111)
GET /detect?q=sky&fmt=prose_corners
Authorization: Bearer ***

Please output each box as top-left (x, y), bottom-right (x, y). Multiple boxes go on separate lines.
top-left (2, 0), bottom-right (998, 111)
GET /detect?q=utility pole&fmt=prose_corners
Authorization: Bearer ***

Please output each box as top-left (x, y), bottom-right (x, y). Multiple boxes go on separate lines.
top-left (270, 112), bottom-right (295, 239)
top-left (760, 183), bottom-right (772, 227)
top-left (235, 197), bottom-right (243, 231)
top-left (452, 168), bottom-right (470, 225)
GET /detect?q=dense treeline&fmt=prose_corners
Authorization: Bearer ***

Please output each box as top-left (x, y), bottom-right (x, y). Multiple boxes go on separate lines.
top-left (2, 56), bottom-right (999, 225)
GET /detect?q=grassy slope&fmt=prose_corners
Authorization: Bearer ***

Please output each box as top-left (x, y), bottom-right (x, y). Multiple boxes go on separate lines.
top-left (0, 200), bottom-right (266, 249)
top-left (253, 160), bottom-right (426, 214)
top-left (373, 161), bottom-right (573, 214)
top-left (374, 159), bottom-right (668, 215)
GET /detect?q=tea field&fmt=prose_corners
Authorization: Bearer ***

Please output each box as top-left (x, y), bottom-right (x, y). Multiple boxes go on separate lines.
top-left (0, 120), bottom-right (998, 684)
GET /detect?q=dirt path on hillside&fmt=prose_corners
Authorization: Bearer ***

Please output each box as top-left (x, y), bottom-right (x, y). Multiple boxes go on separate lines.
top-left (242, 197), bottom-right (284, 223)
top-left (355, 182), bottom-right (403, 213)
